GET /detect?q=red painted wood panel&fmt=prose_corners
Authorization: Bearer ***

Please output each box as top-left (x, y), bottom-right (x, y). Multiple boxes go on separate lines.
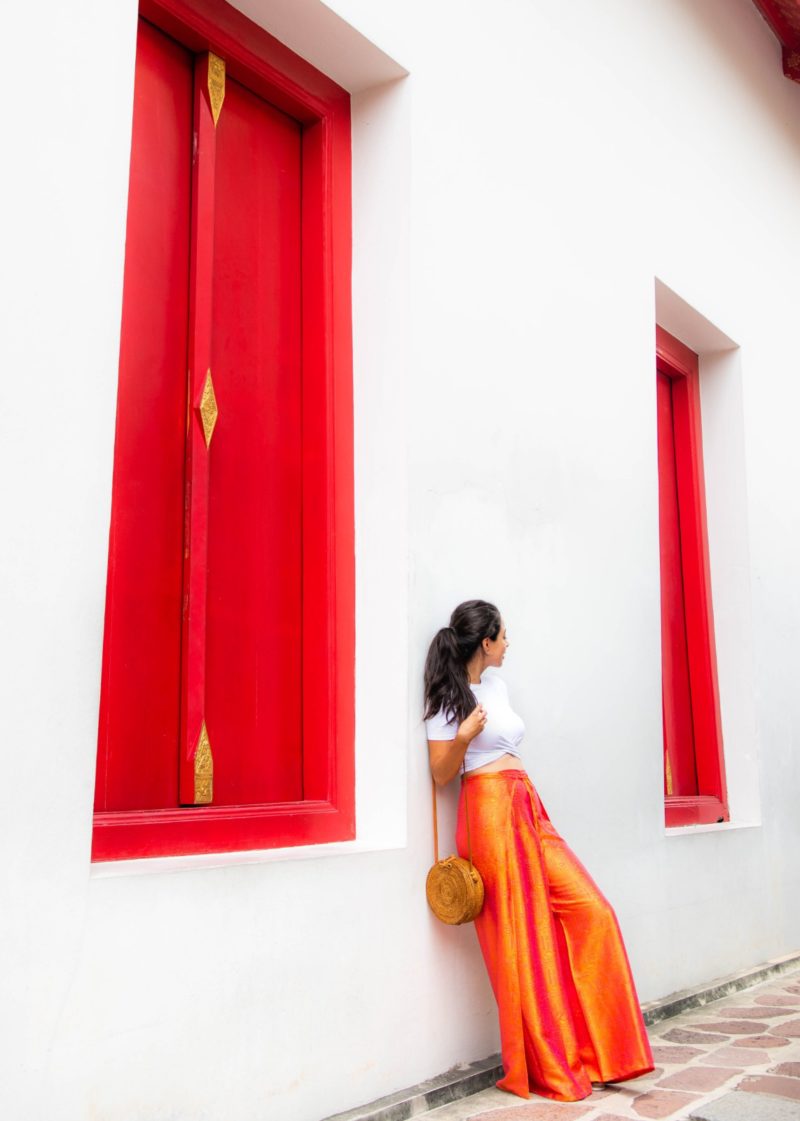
top-left (298, 121), bottom-right (331, 803)
top-left (140, 0), bottom-right (350, 117)
top-left (657, 372), bottom-right (698, 798)
top-left (95, 20), bottom-right (192, 812)
top-left (206, 76), bottom-right (303, 805)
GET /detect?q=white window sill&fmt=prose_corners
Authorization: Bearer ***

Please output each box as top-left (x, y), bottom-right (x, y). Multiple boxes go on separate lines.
top-left (90, 834), bottom-right (406, 878)
top-left (664, 819), bottom-right (761, 838)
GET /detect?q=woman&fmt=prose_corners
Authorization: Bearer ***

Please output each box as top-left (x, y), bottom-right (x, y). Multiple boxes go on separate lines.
top-left (424, 600), bottom-right (654, 1102)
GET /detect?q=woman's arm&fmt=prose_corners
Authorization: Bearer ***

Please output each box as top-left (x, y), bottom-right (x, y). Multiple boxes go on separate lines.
top-left (428, 704), bottom-right (486, 785)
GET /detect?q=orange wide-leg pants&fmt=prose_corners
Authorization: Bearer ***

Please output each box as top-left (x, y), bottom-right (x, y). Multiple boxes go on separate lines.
top-left (456, 770), bottom-right (653, 1101)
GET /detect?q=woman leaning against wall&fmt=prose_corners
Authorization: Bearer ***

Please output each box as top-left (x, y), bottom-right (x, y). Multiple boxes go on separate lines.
top-left (424, 599), bottom-right (654, 1101)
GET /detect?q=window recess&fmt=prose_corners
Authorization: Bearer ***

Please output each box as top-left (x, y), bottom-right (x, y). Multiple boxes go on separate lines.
top-left (656, 326), bottom-right (728, 827)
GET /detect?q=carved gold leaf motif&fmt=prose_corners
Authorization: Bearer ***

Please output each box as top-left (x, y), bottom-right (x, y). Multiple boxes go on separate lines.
top-left (194, 721), bottom-right (213, 804)
top-left (207, 52), bottom-right (225, 127)
top-left (198, 369), bottom-right (218, 447)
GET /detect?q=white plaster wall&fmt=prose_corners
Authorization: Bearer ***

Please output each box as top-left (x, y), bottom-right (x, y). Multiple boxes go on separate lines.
top-left (2, 0), bottom-right (800, 1119)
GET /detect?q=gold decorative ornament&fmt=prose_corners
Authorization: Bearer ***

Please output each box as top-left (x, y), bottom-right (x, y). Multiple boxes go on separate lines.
top-left (207, 52), bottom-right (225, 127)
top-left (194, 721), bottom-right (213, 804)
top-left (665, 750), bottom-right (674, 797)
top-left (198, 369), bottom-right (218, 447)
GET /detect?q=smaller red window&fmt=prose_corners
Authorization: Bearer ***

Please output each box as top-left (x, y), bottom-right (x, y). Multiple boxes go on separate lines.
top-left (656, 326), bottom-right (728, 827)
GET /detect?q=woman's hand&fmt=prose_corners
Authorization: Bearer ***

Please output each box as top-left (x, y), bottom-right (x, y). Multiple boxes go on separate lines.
top-left (459, 703), bottom-right (488, 744)
top-left (428, 705), bottom-right (488, 785)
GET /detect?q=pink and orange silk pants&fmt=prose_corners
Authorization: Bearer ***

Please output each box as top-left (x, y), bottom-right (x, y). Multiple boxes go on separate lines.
top-left (456, 770), bottom-right (653, 1101)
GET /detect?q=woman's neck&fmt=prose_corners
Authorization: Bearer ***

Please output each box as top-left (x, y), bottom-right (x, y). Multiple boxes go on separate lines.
top-left (466, 652), bottom-right (484, 685)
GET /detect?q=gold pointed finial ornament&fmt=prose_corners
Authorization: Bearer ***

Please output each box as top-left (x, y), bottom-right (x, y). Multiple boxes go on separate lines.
top-left (198, 369), bottom-right (218, 447)
top-left (194, 721), bottom-right (213, 804)
top-left (207, 52), bottom-right (225, 127)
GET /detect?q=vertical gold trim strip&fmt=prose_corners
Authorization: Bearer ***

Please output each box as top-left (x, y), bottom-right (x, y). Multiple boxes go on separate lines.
top-left (207, 52), bottom-right (225, 127)
top-left (194, 721), bottom-right (213, 804)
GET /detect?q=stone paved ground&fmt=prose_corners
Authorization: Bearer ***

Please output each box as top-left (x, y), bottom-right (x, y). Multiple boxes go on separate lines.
top-left (421, 968), bottom-right (800, 1121)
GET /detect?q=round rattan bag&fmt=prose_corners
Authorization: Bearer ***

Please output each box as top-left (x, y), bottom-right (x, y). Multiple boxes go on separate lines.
top-left (426, 855), bottom-right (484, 925)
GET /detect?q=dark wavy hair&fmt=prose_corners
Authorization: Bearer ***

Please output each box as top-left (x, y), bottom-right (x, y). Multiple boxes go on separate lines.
top-left (423, 600), bottom-right (502, 725)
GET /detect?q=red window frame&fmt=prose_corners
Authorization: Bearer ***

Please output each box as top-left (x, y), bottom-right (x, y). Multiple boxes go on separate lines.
top-left (656, 326), bottom-right (728, 827)
top-left (92, 0), bottom-right (354, 861)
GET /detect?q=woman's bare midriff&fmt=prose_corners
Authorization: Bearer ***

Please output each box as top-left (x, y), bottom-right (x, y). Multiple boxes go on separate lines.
top-left (468, 753), bottom-right (522, 776)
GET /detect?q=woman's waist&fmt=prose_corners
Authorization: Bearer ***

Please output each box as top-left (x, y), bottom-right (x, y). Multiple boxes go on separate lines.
top-left (464, 742), bottom-right (521, 766)
top-left (463, 753), bottom-right (525, 778)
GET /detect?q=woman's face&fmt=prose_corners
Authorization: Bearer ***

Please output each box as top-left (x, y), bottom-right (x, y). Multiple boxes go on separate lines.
top-left (483, 621), bottom-right (509, 668)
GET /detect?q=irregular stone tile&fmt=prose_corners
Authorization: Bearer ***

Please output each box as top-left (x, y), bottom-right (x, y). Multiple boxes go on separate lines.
top-left (703, 1046), bottom-right (770, 1067)
top-left (712, 1006), bottom-right (794, 1019)
top-left (660, 1028), bottom-right (729, 1045)
top-left (769, 1062), bottom-right (800, 1078)
top-left (693, 1021), bottom-right (768, 1034)
top-left (736, 1035), bottom-right (791, 1048)
top-left (737, 1074), bottom-right (800, 1101)
top-left (769, 1019), bottom-right (800, 1037)
top-left (655, 1066), bottom-right (736, 1092)
top-left (689, 1089), bottom-right (800, 1121)
top-left (631, 1089), bottom-right (700, 1118)
top-left (650, 1046), bottom-right (706, 1064)
top-left (472, 1105), bottom-right (594, 1120)
top-left (756, 996), bottom-right (800, 1007)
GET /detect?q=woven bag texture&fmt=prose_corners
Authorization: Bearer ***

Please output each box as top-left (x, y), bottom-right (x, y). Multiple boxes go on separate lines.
top-left (426, 855), bottom-right (484, 924)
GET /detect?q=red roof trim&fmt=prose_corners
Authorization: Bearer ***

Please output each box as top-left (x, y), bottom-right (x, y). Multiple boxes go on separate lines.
top-left (751, 0), bottom-right (800, 81)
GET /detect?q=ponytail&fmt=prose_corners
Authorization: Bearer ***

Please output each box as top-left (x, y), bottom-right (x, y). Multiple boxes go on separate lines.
top-left (423, 600), bottom-right (502, 725)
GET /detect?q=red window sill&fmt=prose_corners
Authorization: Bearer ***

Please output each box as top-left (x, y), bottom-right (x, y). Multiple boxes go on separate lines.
top-left (91, 801), bottom-right (355, 861)
top-left (665, 795), bottom-right (729, 827)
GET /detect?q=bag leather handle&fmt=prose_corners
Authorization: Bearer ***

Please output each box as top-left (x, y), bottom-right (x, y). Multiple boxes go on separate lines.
top-left (430, 762), bottom-right (474, 868)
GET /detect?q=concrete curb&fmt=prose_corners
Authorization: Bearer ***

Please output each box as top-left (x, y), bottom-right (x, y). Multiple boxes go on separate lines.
top-left (641, 950), bottom-right (800, 1027)
top-left (320, 1055), bottom-right (503, 1121)
top-left (320, 951), bottom-right (800, 1121)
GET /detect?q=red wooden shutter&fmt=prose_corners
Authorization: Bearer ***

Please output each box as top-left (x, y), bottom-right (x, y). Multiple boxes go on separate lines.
top-left (95, 19), bottom-right (192, 813)
top-left (205, 75), bottom-right (303, 805)
top-left (657, 371), bottom-right (698, 798)
top-left (656, 327), bottom-right (728, 826)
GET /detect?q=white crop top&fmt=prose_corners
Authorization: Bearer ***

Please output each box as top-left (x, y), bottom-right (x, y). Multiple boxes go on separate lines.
top-left (425, 673), bottom-right (525, 773)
